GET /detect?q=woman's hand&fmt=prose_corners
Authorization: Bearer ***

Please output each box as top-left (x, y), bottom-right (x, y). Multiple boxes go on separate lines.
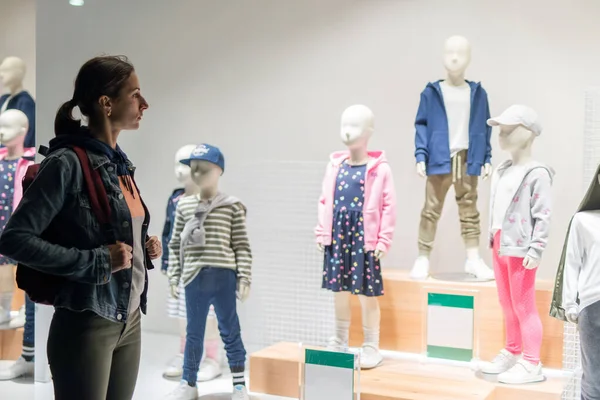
top-left (146, 236), bottom-right (162, 260)
top-left (107, 242), bottom-right (133, 273)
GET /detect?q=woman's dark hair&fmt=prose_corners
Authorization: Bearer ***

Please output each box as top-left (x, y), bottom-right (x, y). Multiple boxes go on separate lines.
top-left (54, 55), bottom-right (134, 136)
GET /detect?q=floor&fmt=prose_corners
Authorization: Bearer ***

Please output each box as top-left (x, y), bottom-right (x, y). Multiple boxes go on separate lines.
top-left (0, 331), bottom-right (291, 400)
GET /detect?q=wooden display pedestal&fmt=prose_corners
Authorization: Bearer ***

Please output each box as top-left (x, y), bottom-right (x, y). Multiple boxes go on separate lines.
top-left (0, 265), bottom-right (25, 360)
top-left (349, 270), bottom-right (563, 368)
top-left (250, 342), bottom-right (565, 400)
top-left (249, 270), bottom-right (566, 399)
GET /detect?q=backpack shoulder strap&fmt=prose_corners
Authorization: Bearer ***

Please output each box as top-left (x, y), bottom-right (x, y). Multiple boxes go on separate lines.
top-left (71, 146), bottom-right (115, 242)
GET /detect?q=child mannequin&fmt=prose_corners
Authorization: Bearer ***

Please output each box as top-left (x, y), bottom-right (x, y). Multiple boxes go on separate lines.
top-left (165, 144), bottom-right (252, 400)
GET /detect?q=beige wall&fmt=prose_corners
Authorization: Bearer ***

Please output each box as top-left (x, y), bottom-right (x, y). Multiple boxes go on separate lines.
top-left (0, 0), bottom-right (35, 97)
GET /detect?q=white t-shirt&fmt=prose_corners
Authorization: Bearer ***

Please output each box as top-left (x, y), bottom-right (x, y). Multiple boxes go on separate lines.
top-left (491, 165), bottom-right (527, 231)
top-left (440, 81), bottom-right (471, 156)
top-left (563, 211), bottom-right (600, 314)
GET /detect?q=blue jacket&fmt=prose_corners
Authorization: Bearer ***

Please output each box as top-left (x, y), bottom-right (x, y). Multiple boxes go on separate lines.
top-left (161, 188), bottom-right (184, 272)
top-left (0, 91), bottom-right (36, 148)
top-left (0, 130), bottom-right (153, 324)
top-left (414, 80), bottom-right (492, 176)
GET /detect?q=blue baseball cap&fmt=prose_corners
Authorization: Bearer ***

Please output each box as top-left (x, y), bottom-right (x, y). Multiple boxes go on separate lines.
top-left (180, 144), bottom-right (225, 172)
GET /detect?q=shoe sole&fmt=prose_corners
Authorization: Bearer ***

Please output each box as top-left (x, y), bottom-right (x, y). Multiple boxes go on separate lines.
top-left (498, 375), bottom-right (545, 385)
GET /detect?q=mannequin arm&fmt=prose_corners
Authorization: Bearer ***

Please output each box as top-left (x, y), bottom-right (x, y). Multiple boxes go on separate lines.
top-left (414, 92), bottom-right (429, 165)
top-left (231, 204), bottom-right (252, 287)
top-left (482, 163), bottom-right (492, 180)
top-left (526, 168), bottom-right (553, 260)
top-left (166, 204), bottom-right (185, 286)
top-left (0, 154), bottom-right (111, 284)
top-left (376, 164), bottom-right (397, 255)
top-left (563, 215), bottom-right (583, 318)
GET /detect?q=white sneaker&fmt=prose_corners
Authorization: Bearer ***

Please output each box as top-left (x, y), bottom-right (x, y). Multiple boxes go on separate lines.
top-left (162, 381), bottom-right (198, 400)
top-left (465, 258), bottom-right (495, 280)
top-left (198, 358), bottom-right (222, 382)
top-left (409, 256), bottom-right (430, 280)
top-left (0, 357), bottom-right (34, 380)
top-left (163, 354), bottom-right (184, 378)
top-left (360, 344), bottom-right (383, 369)
top-left (326, 337), bottom-right (348, 352)
top-left (479, 349), bottom-right (519, 374)
top-left (498, 359), bottom-right (544, 384)
top-left (232, 384), bottom-right (250, 400)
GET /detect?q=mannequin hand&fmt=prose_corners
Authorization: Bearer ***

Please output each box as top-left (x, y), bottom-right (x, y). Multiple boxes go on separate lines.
top-left (522, 256), bottom-right (540, 270)
top-left (374, 250), bottom-right (385, 260)
top-left (170, 284), bottom-right (179, 299)
top-left (481, 163), bottom-right (492, 180)
top-left (161, 269), bottom-right (167, 275)
top-left (317, 243), bottom-right (324, 252)
top-left (146, 236), bottom-right (162, 260)
top-left (237, 280), bottom-right (250, 302)
top-left (416, 162), bottom-right (427, 178)
top-left (566, 307), bottom-right (579, 324)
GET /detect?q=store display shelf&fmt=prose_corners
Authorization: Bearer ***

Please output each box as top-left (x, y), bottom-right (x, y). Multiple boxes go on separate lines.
top-left (349, 270), bottom-right (564, 369)
top-left (249, 342), bottom-right (565, 400)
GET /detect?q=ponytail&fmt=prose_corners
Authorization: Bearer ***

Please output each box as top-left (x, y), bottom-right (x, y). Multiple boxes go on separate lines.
top-left (54, 99), bottom-right (81, 136)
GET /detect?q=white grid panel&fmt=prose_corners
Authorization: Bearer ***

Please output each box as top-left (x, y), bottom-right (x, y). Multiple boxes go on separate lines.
top-left (562, 87), bottom-right (600, 399)
top-left (221, 161), bottom-right (335, 352)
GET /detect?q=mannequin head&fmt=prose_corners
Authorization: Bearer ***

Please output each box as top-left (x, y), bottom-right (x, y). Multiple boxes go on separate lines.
top-left (488, 105), bottom-right (541, 154)
top-left (443, 35), bottom-right (471, 76)
top-left (340, 104), bottom-right (374, 150)
top-left (0, 57), bottom-right (26, 94)
top-left (180, 144), bottom-right (225, 198)
top-left (0, 109), bottom-right (28, 147)
top-left (174, 144), bottom-right (197, 186)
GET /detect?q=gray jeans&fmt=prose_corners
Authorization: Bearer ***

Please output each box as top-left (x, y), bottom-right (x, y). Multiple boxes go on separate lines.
top-left (579, 300), bottom-right (600, 400)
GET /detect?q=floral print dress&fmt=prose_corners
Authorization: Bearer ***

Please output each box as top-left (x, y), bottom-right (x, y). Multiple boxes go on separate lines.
top-left (322, 161), bottom-right (383, 296)
top-left (0, 159), bottom-right (17, 264)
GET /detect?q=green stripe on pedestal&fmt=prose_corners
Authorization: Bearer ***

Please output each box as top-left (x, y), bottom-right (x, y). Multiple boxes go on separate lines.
top-left (428, 293), bottom-right (474, 309)
top-left (427, 345), bottom-right (473, 362)
top-left (305, 349), bottom-right (354, 369)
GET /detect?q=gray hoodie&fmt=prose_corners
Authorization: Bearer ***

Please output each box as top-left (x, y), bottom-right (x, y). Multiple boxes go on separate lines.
top-left (550, 164), bottom-right (600, 322)
top-left (488, 160), bottom-right (555, 260)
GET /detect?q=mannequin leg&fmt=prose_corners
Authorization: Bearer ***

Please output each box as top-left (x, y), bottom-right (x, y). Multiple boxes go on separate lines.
top-left (163, 283), bottom-right (187, 379)
top-left (417, 174), bottom-right (453, 256)
top-left (358, 295), bottom-right (383, 369)
top-left (453, 167), bottom-right (480, 252)
top-left (197, 306), bottom-right (223, 382)
top-left (578, 300), bottom-right (600, 400)
top-left (328, 291), bottom-right (351, 350)
top-left (506, 257), bottom-right (542, 365)
top-left (0, 265), bottom-right (14, 324)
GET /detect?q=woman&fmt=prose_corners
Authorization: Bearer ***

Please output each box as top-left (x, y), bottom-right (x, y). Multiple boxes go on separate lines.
top-left (0, 55), bottom-right (159, 400)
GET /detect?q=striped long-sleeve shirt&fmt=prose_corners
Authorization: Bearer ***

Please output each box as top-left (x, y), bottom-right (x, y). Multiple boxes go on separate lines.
top-left (167, 194), bottom-right (252, 287)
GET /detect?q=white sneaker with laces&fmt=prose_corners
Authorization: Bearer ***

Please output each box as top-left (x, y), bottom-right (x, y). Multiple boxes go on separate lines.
top-left (360, 344), bottom-right (383, 369)
top-left (232, 384), bottom-right (250, 400)
top-left (409, 256), bottom-right (430, 280)
top-left (465, 258), bottom-right (495, 280)
top-left (0, 357), bottom-right (35, 380)
top-left (163, 354), bottom-right (184, 378)
top-left (198, 358), bottom-right (222, 382)
top-left (162, 381), bottom-right (198, 400)
top-left (326, 337), bottom-right (348, 352)
top-left (479, 349), bottom-right (519, 374)
top-left (498, 359), bottom-right (544, 384)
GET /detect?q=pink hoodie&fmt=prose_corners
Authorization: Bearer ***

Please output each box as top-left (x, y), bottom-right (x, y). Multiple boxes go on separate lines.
top-left (315, 150), bottom-right (397, 254)
top-left (0, 147), bottom-right (36, 210)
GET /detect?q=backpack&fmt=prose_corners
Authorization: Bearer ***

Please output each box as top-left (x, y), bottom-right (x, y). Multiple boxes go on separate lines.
top-left (15, 145), bottom-right (113, 305)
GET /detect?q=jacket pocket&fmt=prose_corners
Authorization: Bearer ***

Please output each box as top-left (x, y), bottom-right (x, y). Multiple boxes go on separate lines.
top-left (429, 131), bottom-right (449, 165)
top-left (77, 194), bottom-right (100, 229)
top-left (505, 212), bottom-right (528, 246)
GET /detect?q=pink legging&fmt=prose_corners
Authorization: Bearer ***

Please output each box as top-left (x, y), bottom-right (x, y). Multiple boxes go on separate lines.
top-left (492, 231), bottom-right (543, 364)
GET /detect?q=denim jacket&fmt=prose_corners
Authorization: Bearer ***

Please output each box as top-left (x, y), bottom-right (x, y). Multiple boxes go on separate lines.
top-left (0, 144), bottom-right (153, 324)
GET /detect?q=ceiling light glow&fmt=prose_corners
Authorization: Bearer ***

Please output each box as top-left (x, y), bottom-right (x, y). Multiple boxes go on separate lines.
top-left (69, 0), bottom-right (84, 6)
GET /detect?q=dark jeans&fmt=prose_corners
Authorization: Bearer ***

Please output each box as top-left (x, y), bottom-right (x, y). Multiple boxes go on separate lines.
top-left (23, 295), bottom-right (35, 359)
top-left (183, 267), bottom-right (246, 384)
top-left (47, 307), bottom-right (141, 400)
top-left (580, 300), bottom-right (600, 400)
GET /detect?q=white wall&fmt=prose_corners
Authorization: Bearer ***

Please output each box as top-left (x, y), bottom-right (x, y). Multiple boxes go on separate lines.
top-left (0, 0), bottom-right (35, 97)
top-left (36, 0), bottom-right (600, 341)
